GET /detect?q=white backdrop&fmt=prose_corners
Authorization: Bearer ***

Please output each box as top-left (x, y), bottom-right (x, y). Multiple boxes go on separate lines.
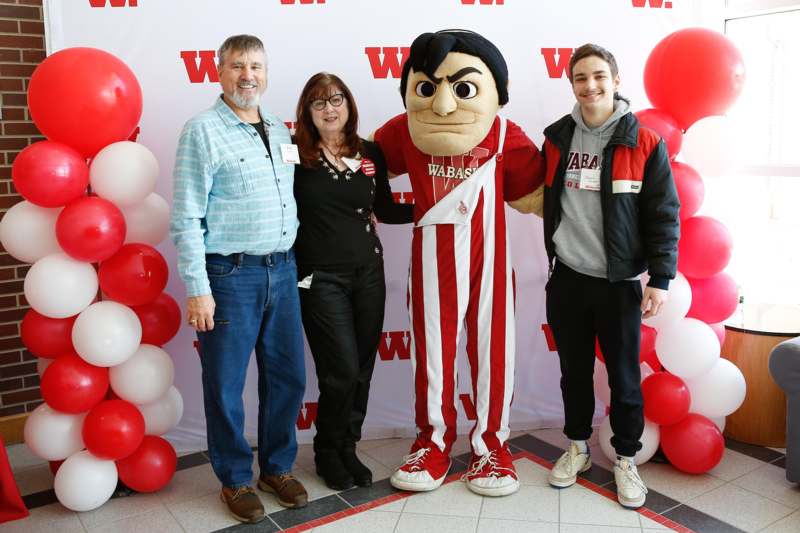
top-left (44, 0), bottom-right (722, 452)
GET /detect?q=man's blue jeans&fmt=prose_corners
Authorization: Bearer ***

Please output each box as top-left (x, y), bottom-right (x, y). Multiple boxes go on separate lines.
top-left (197, 251), bottom-right (306, 487)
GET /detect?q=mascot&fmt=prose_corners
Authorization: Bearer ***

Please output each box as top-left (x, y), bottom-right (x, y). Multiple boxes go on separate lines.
top-left (373, 29), bottom-right (545, 497)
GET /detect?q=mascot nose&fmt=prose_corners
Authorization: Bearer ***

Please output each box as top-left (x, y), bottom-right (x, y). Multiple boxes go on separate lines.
top-left (432, 84), bottom-right (457, 116)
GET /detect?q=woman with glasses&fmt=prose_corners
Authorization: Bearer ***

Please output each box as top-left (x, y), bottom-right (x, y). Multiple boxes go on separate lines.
top-left (293, 72), bottom-right (413, 490)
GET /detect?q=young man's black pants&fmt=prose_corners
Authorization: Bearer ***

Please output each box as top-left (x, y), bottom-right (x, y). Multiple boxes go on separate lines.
top-left (545, 261), bottom-right (644, 457)
top-left (298, 259), bottom-right (386, 453)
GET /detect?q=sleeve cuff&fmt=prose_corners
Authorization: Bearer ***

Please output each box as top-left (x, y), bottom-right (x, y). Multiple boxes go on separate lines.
top-left (647, 275), bottom-right (670, 290)
top-left (186, 278), bottom-right (211, 298)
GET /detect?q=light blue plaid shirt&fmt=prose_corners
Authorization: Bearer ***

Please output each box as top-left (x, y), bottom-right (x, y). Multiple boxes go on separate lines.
top-left (170, 96), bottom-right (298, 297)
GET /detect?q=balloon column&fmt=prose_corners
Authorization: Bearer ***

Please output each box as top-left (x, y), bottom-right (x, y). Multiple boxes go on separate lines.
top-left (594, 29), bottom-right (747, 474)
top-left (1, 48), bottom-right (182, 512)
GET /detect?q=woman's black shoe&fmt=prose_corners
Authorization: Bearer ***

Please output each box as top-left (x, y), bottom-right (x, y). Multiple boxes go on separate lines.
top-left (340, 446), bottom-right (372, 487)
top-left (315, 450), bottom-right (354, 491)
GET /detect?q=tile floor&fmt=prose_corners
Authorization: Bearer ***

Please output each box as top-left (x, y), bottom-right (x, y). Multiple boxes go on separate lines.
top-left (3, 429), bottom-right (798, 533)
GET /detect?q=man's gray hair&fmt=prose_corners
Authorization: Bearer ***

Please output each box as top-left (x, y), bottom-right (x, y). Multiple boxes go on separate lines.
top-left (217, 34), bottom-right (265, 67)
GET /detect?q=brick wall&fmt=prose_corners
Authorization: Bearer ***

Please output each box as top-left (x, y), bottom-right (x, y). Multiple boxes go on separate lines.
top-left (0, 0), bottom-right (45, 418)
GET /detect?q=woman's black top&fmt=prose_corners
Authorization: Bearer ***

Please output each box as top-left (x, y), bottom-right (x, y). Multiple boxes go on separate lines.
top-left (293, 139), bottom-right (413, 272)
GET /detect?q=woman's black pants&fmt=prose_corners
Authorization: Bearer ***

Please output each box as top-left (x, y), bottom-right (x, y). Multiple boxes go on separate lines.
top-left (299, 259), bottom-right (386, 452)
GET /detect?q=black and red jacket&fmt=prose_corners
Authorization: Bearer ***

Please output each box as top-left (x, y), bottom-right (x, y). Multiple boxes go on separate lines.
top-left (542, 111), bottom-right (680, 289)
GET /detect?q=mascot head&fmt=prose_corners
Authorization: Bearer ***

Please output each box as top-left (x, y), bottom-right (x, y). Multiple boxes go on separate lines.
top-left (400, 29), bottom-right (508, 157)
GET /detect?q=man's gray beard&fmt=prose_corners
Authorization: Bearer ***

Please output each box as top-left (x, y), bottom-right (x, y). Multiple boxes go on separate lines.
top-left (230, 91), bottom-right (260, 110)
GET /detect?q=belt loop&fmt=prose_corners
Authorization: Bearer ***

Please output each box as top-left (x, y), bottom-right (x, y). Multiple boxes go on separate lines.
top-left (267, 253), bottom-right (274, 267)
top-left (235, 253), bottom-right (244, 267)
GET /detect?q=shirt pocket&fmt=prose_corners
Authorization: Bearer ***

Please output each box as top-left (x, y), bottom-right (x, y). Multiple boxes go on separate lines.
top-left (212, 158), bottom-right (255, 198)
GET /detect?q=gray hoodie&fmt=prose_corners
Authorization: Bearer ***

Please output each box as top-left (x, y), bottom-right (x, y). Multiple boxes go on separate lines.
top-left (552, 98), bottom-right (630, 278)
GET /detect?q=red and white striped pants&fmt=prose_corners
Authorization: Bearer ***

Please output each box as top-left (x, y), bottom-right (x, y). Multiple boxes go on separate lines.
top-left (408, 168), bottom-right (515, 457)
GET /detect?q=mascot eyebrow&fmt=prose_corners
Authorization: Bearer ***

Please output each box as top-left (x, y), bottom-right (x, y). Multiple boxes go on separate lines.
top-left (423, 66), bottom-right (483, 85)
top-left (399, 29), bottom-right (509, 107)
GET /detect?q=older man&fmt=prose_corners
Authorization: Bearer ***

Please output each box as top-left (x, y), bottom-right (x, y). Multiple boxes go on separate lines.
top-left (170, 35), bottom-right (307, 523)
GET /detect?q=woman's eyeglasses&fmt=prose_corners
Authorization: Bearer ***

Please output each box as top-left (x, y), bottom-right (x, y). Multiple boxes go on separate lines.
top-left (310, 93), bottom-right (345, 110)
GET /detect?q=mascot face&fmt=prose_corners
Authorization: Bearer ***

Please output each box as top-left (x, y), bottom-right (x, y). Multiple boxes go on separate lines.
top-left (405, 52), bottom-right (500, 156)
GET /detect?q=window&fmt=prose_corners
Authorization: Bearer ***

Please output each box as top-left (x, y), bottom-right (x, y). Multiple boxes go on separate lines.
top-left (702, 3), bottom-right (800, 308)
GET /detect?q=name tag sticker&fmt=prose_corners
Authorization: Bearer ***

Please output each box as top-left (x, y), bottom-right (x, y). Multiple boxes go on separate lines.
top-left (579, 168), bottom-right (601, 191)
top-left (280, 144), bottom-right (300, 165)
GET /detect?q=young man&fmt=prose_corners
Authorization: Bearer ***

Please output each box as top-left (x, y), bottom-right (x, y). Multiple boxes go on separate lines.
top-left (170, 35), bottom-right (308, 523)
top-left (533, 44), bottom-right (679, 508)
top-left (374, 30), bottom-right (545, 497)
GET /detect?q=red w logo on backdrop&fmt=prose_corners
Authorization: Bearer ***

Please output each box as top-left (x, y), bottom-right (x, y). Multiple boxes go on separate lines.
top-left (365, 47), bottom-right (410, 79)
top-left (541, 324), bottom-right (557, 352)
top-left (391, 191), bottom-right (415, 204)
top-left (541, 48), bottom-right (573, 79)
top-left (181, 51), bottom-right (218, 83)
top-left (377, 331), bottom-right (411, 361)
top-left (632, 0), bottom-right (673, 7)
top-left (296, 402), bottom-right (318, 430)
top-left (89, 0), bottom-right (137, 6)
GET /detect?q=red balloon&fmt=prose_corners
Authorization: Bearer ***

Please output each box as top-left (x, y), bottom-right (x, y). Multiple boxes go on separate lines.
top-left (131, 292), bottom-right (181, 345)
top-left (82, 400), bottom-right (145, 460)
top-left (635, 109), bottom-right (682, 160)
top-left (594, 337), bottom-right (604, 363)
top-left (644, 28), bottom-right (745, 130)
top-left (106, 388), bottom-right (122, 401)
top-left (661, 413), bottom-right (725, 474)
top-left (640, 325), bottom-right (661, 371)
top-left (671, 162), bottom-right (705, 221)
top-left (116, 436), bottom-right (177, 492)
top-left (11, 141), bottom-right (88, 208)
top-left (641, 372), bottom-right (690, 425)
top-left (28, 47), bottom-right (142, 158)
top-left (56, 196), bottom-right (126, 262)
top-left (20, 310), bottom-right (78, 359)
top-left (40, 354), bottom-right (109, 414)
top-left (48, 460), bottom-right (64, 476)
top-left (595, 325), bottom-right (661, 371)
top-left (678, 216), bottom-right (733, 279)
top-left (709, 322), bottom-right (727, 348)
top-left (686, 273), bottom-right (739, 324)
top-left (99, 244), bottom-right (168, 306)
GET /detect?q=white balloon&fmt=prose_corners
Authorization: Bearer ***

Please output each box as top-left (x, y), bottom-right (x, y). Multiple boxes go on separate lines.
top-left (681, 115), bottom-right (743, 178)
top-left (0, 201), bottom-right (62, 263)
top-left (686, 358), bottom-right (747, 418)
top-left (54, 450), bottom-right (117, 512)
top-left (120, 193), bottom-right (170, 245)
top-left (24, 253), bottom-right (98, 318)
top-left (72, 301), bottom-right (142, 367)
top-left (598, 415), bottom-right (660, 465)
top-left (138, 385), bottom-right (184, 435)
top-left (89, 141), bottom-right (159, 206)
top-left (711, 416), bottom-right (727, 432)
top-left (110, 344), bottom-right (175, 404)
top-left (23, 403), bottom-right (86, 461)
top-left (593, 359), bottom-right (610, 406)
top-left (655, 318), bottom-right (720, 380)
top-left (37, 357), bottom-right (54, 377)
top-left (640, 362), bottom-right (655, 382)
top-left (642, 272), bottom-right (691, 330)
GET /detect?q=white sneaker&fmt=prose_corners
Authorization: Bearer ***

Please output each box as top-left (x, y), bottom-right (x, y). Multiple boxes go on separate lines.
top-left (548, 442), bottom-right (591, 488)
top-left (614, 457), bottom-right (647, 508)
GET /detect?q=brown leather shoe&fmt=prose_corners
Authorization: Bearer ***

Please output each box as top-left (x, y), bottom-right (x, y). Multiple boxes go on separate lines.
top-left (220, 486), bottom-right (265, 523)
top-left (257, 473), bottom-right (308, 508)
